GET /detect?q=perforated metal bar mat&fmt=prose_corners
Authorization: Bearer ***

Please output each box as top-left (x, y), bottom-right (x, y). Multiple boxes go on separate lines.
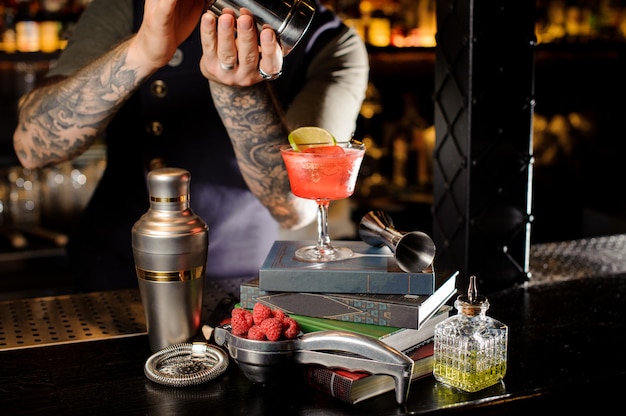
top-left (0, 290), bottom-right (146, 351)
top-left (0, 276), bottom-right (247, 351)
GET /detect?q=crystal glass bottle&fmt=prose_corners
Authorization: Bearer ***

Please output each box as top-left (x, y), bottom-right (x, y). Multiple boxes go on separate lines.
top-left (433, 275), bottom-right (508, 392)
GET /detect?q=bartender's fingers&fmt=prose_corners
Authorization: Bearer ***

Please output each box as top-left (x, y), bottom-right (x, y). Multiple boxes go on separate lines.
top-left (200, 12), bottom-right (261, 86)
top-left (258, 28), bottom-right (283, 81)
top-left (200, 12), bottom-right (218, 59)
top-left (200, 12), bottom-right (235, 82)
top-left (216, 13), bottom-right (238, 70)
top-left (233, 15), bottom-right (262, 72)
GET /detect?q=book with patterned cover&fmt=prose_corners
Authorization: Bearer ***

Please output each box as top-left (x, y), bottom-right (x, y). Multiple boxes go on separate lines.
top-left (240, 270), bottom-right (457, 329)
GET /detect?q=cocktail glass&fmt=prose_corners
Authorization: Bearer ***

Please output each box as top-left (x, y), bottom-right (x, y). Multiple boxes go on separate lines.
top-left (280, 141), bottom-right (366, 262)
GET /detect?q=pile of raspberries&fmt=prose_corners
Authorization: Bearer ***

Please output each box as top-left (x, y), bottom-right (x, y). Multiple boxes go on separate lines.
top-left (230, 303), bottom-right (301, 341)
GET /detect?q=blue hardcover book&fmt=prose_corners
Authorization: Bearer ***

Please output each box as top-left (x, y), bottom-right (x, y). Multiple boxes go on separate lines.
top-left (258, 240), bottom-right (436, 295)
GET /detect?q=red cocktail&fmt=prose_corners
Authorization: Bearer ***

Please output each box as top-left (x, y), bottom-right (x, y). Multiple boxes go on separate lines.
top-left (280, 142), bottom-right (365, 262)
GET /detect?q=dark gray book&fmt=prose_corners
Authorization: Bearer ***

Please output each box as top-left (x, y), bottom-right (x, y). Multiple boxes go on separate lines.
top-left (242, 270), bottom-right (458, 329)
top-left (258, 240), bottom-right (438, 295)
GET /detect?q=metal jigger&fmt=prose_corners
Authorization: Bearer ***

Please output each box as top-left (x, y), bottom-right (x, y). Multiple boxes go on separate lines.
top-left (359, 211), bottom-right (436, 273)
top-left (132, 168), bottom-right (209, 352)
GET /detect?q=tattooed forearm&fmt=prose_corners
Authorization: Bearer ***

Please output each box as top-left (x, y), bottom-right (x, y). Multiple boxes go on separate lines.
top-left (14, 40), bottom-right (147, 169)
top-left (209, 81), bottom-right (315, 229)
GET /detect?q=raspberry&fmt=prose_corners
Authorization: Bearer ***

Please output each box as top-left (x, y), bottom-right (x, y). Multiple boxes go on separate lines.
top-left (230, 308), bottom-right (253, 336)
top-left (247, 325), bottom-right (266, 341)
top-left (232, 307), bottom-right (253, 324)
top-left (282, 317), bottom-right (300, 339)
top-left (252, 303), bottom-right (273, 325)
top-left (260, 318), bottom-right (283, 341)
top-left (231, 303), bottom-right (301, 341)
top-left (272, 309), bottom-right (286, 321)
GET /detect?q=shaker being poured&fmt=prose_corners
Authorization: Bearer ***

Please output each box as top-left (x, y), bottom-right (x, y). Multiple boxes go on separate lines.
top-left (206, 0), bottom-right (316, 56)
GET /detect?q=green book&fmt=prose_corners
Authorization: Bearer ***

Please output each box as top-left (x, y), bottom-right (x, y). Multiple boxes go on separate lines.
top-left (290, 306), bottom-right (451, 353)
top-left (293, 313), bottom-right (403, 338)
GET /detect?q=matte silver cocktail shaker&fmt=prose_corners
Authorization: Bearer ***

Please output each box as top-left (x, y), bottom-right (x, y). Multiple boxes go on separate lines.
top-left (206, 0), bottom-right (316, 55)
top-left (132, 168), bottom-right (208, 352)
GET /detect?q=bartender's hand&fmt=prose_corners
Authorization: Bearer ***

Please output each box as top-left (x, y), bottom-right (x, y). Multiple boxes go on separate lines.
top-left (199, 10), bottom-right (283, 86)
top-left (131, 0), bottom-right (206, 71)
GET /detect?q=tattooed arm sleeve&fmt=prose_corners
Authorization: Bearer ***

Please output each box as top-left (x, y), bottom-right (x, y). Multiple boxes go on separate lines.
top-left (13, 39), bottom-right (149, 170)
top-left (208, 81), bottom-right (317, 230)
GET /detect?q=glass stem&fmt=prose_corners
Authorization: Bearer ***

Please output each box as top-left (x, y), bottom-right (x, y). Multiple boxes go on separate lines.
top-left (316, 199), bottom-right (333, 254)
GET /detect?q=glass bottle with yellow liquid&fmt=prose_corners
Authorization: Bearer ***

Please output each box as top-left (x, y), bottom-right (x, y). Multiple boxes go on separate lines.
top-left (433, 275), bottom-right (508, 392)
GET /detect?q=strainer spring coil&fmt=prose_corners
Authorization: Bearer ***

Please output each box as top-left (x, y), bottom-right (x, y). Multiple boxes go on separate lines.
top-left (144, 342), bottom-right (229, 387)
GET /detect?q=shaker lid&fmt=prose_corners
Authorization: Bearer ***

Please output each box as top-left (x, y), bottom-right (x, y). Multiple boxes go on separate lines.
top-left (147, 167), bottom-right (190, 200)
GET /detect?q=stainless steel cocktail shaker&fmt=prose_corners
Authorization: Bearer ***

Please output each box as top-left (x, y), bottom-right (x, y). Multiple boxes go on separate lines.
top-left (206, 0), bottom-right (316, 55)
top-left (132, 168), bottom-right (208, 352)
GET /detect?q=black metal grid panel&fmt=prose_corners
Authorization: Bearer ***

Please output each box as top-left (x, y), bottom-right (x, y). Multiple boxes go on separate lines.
top-left (432, 0), bottom-right (536, 293)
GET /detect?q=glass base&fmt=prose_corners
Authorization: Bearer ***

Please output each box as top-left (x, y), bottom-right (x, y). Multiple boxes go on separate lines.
top-left (294, 245), bottom-right (354, 263)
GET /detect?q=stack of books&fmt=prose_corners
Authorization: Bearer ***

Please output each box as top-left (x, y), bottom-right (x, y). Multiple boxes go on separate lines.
top-left (239, 240), bottom-right (459, 404)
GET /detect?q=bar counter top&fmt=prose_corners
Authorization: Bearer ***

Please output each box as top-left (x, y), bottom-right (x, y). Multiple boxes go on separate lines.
top-left (1, 235), bottom-right (625, 415)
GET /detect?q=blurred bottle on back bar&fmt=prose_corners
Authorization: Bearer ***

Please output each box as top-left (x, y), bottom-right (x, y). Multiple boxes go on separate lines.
top-left (15, 0), bottom-right (40, 52)
top-left (1, 4), bottom-right (17, 53)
